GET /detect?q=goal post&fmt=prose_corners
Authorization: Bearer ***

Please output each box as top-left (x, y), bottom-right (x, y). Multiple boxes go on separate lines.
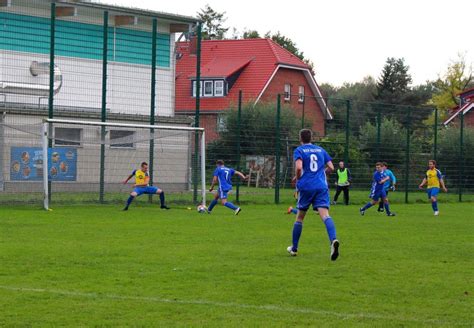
top-left (41, 118), bottom-right (206, 210)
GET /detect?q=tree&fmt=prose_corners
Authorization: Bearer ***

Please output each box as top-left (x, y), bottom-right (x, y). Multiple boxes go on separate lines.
top-left (430, 54), bottom-right (474, 119)
top-left (242, 29), bottom-right (260, 39)
top-left (264, 31), bottom-right (304, 60)
top-left (376, 57), bottom-right (412, 104)
top-left (197, 5), bottom-right (229, 40)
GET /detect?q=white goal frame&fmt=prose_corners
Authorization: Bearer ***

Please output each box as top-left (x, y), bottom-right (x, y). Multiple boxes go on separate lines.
top-left (42, 118), bottom-right (206, 210)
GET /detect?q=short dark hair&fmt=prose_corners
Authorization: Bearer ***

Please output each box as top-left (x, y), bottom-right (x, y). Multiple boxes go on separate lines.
top-left (299, 129), bottom-right (312, 143)
top-left (429, 159), bottom-right (437, 166)
top-left (375, 162), bottom-right (384, 167)
top-left (382, 162), bottom-right (388, 167)
top-left (216, 160), bottom-right (224, 166)
top-left (141, 162), bottom-right (148, 167)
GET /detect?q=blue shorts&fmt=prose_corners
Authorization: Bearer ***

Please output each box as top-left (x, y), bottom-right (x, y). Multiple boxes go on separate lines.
top-left (427, 188), bottom-right (439, 199)
top-left (217, 188), bottom-right (231, 199)
top-left (133, 186), bottom-right (159, 196)
top-left (297, 188), bottom-right (330, 211)
top-left (370, 189), bottom-right (386, 201)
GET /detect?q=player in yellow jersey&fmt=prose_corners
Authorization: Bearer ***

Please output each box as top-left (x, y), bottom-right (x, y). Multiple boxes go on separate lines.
top-left (122, 162), bottom-right (170, 211)
top-left (418, 160), bottom-right (447, 216)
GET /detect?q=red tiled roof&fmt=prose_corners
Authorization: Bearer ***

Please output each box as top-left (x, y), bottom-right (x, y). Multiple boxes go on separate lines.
top-left (175, 38), bottom-right (312, 112)
top-left (197, 57), bottom-right (253, 78)
top-left (444, 102), bottom-right (474, 125)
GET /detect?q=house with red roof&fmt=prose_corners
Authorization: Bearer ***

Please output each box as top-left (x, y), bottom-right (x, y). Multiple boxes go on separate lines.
top-left (175, 38), bottom-right (330, 141)
top-left (444, 88), bottom-right (474, 127)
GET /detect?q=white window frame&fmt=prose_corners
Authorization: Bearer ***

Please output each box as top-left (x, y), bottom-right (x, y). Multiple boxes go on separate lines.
top-left (298, 86), bottom-right (305, 103)
top-left (204, 80), bottom-right (214, 97)
top-left (54, 127), bottom-right (82, 147)
top-left (192, 80), bottom-right (203, 98)
top-left (217, 114), bottom-right (227, 132)
top-left (214, 80), bottom-right (224, 97)
top-left (110, 130), bottom-right (135, 149)
top-left (284, 83), bottom-right (291, 101)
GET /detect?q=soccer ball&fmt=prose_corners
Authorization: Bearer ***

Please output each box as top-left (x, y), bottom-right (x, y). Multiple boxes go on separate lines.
top-left (197, 204), bottom-right (208, 213)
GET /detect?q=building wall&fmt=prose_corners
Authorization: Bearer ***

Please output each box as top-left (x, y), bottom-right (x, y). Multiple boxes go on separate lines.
top-left (0, 113), bottom-right (192, 193)
top-left (260, 68), bottom-right (326, 137)
top-left (0, 5), bottom-right (176, 116)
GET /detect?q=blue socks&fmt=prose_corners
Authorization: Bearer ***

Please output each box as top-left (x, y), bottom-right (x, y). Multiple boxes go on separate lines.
top-left (323, 217), bottom-right (337, 243)
top-left (159, 192), bottom-right (165, 207)
top-left (208, 199), bottom-right (218, 212)
top-left (361, 202), bottom-right (373, 211)
top-left (291, 208), bottom-right (298, 215)
top-left (432, 201), bottom-right (438, 212)
top-left (292, 221), bottom-right (303, 251)
top-left (384, 203), bottom-right (391, 214)
top-left (125, 195), bottom-right (134, 208)
top-left (224, 202), bottom-right (238, 211)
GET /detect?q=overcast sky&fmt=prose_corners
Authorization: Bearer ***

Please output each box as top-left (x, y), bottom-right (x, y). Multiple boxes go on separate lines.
top-left (101, 0), bottom-right (473, 87)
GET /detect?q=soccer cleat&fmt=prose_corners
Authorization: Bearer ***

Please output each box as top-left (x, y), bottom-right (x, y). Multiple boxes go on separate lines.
top-left (287, 246), bottom-right (297, 256)
top-left (122, 207), bottom-right (129, 211)
top-left (359, 208), bottom-right (365, 216)
top-left (386, 212), bottom-right (396, 217)
top-left (287, 206), bottom-right (293, 214)
top-left (331, 201), bottom-right (337, 205)
top-left (161, 205), bottom-right (170, 210)
top-left (234, 207), bottom-right (242, 215)
top-left (434, 211), bottom-right (439, 216)
top-left (330, 239), bottom-right (339, 261)
top-left (377, 208), bottom-right (385, 212)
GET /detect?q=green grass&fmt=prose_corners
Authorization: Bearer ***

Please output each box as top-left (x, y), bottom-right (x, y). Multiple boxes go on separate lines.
top-left (0, 200), bottom-right (473, 326)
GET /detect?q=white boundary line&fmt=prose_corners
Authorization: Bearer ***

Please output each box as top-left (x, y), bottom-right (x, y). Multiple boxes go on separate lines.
top-left (0, 286), bottom-right (468, 325)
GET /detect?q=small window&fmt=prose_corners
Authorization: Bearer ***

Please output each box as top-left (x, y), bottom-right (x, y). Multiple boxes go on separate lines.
top-left (204, 81), bottom-right (213, 97)
top-left (217, 115), bottom-right (227, 132)
top-left (298, 86), bottom-right (305, 103)
top-left (214, 80), bottom-right (224, 97)
top-left (54, 127), bottom-right (82, 147)
top-left (110, 130), bottom-right (135, 148)
top-left (192, 80), bottom-right (203, 97)
top-left (284, 84), bottom-right (291, 101)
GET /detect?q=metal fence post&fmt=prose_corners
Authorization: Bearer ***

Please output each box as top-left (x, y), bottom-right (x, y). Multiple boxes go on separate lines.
top-left (275, 94), bottom-right (281, 204)
top-left (344, 100), bottom-right (351, 163)
top-left (148, 18), bottom-right (157, 203)
top-left (193, 22), bottom-right (202, 203)
top-left (99, 11), bottom-right (108, 203)
top-left (459, 110), bottom-right (464, 202)
top-left (47, 2), bottom-right (56, 203)
top-left (404, 108), bottom-right (411, 204)
top-left (236, 90), bottom-right (242, 204)
top-left (433, 107), bottom-right (438, 162)
top-left (376, 107), bottom-right (382, 161)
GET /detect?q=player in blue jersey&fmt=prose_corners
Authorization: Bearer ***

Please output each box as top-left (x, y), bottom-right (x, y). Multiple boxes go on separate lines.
top-left (287, 129), bottom-right (340, 260)
top-left (378, 162), bottom-right (396, 212)
top-left (208, 160), bottom-right (248, 215)
top-left (122, 162), bottom-right (170, 211)
top-left (359, 162), bottom-right (395, 216)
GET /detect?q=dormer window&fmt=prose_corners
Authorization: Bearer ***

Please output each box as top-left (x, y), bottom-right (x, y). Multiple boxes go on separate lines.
top-left (192, 79), bottom-right (226, 98)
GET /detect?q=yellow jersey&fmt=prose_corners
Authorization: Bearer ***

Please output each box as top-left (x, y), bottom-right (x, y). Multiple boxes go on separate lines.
top-left (133, 169), bottom-right (149, 186)
top-left (426, 168), bottom-right (442, 189)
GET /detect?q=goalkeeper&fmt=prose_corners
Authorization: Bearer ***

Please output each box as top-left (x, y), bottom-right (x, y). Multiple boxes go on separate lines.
top-left (122, 162), bottom-right (170, 211)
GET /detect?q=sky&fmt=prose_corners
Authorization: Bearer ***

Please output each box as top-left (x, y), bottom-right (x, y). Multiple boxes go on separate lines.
top-left (100, 0), bottom-right (473, 87)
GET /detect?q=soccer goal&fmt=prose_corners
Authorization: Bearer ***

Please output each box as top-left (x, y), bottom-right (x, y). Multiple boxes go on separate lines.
top-left (38, 118), bottom-right (206, 210)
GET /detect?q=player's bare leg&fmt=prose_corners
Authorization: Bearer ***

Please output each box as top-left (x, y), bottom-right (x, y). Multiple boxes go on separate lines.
top-left (123, 191), bottom-right (138, 211)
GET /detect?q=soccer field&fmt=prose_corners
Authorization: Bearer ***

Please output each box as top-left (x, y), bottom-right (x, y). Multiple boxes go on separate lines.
top-left (0, 201), bottom-right (473, 326)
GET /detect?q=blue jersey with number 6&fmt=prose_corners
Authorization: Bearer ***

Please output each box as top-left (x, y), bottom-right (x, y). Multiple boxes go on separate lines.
top-left (214, 166), bottom-right (235, 191)
top-left (294, 144), bottom-right (332, 191)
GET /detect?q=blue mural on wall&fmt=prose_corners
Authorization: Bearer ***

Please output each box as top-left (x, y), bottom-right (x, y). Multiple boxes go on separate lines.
top-left (10, 147), bottom-right (77, 181)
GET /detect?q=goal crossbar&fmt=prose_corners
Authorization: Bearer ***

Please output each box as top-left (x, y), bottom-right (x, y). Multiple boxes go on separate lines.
top-left (42, 119), bottom-right (206, 210)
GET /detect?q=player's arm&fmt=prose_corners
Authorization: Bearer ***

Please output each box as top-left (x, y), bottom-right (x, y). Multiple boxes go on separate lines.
top-left (123, 173), bottom-right (134, 184)
top-left (379, 176), bottom-right (390, 184)
top-left (419, 177), bottom-right (427, 189)
top-left (439, 172), bottom-right (448, 192)
top-left (234, 170), bottom-right (248, 181)
top-left (294, 159), bottom-right (303, 181)
top-left (209, 176), bottom-right (218, 192)
top-left (325, 160), bottom-right (334, 174)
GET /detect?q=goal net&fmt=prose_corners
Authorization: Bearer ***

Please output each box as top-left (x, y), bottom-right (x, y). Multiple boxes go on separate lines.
top-left (0, 118), bottom-right (206, 209)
